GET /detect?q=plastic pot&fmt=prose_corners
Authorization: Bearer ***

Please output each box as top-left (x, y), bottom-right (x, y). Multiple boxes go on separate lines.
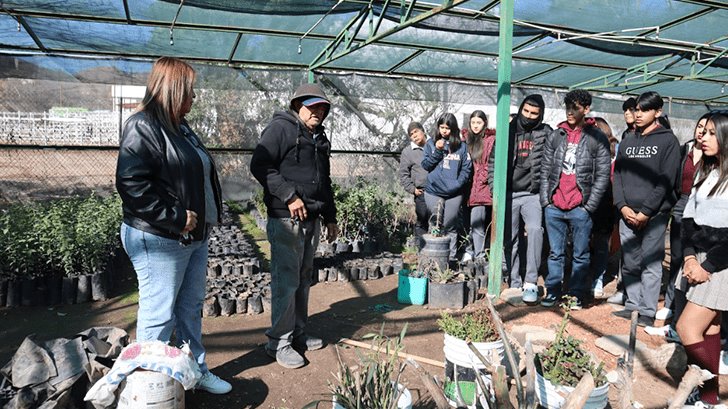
top-left (428, 281), bottom-right (465, 309)
top-left (535, 370), bottom-right (608, 409)
top-left (443, 333), bottom-right (504, 408)
top-left (397, 270), bottom-right (427, 305)
top-left (332, 383), bottom-right (411, 409)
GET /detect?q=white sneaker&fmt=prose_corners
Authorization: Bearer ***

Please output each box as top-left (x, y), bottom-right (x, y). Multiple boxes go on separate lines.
top-left (720, 350), bottom-right (728, 375)
top-left (196, 371), bottom-right (232, 394)
top-left (655, 307), bottom-right (673, 320)
top-left (461, 253), bottom-right (473, 263)
top-left (522, 283), bottom-right (538, 303)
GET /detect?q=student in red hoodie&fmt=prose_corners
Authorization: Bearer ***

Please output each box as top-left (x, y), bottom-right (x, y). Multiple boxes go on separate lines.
top-left (539, 89), bottom-right (611, 310)
top-left (463, 110), bottom-right (496, 261)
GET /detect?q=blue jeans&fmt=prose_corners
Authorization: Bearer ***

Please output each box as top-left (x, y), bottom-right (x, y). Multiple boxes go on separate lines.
top-left (266, 217), bottom-right (320, 350)
top-left (120, 223), bottom-right (210, 373)
top-left (544, 206), bottom-right (593, 299)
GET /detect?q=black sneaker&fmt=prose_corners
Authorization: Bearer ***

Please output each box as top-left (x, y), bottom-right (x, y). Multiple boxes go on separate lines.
top-left (611, 308), bottom-right (636, 320)
top-left (541, 293), bottom-right (559, 307)
top-left (637, 314), bottom-right (655, 327)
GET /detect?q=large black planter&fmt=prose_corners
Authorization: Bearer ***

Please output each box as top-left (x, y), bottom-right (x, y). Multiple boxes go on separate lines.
top-left (47, 275), bottom-right (63, 306)
top-left (6, 280), bottom-right (20, 307)
top-left (76, 275), bottom-right (91, 304)
top-left (0, 279), bottom-right (7, 307)
top-left (91, 271), bottom-right (110, 301)
top-left (20, 278), bottom-right (36, 307)
top-left (421, 234), bottom-right (450, 273)
top-left (62, 277), bottom-right (77, 305)
top-left (429, 281), bottom-right (465, 309)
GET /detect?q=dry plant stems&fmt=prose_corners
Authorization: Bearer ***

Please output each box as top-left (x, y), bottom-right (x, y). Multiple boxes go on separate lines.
top-left (493, 365), bottom-right (514, 409)
top-left (310, 324), bottom-right (409, 409)
top-left (430, 199), bottom-right (445, 236)
top-left (524, 340), bottom-right (537, 409)
top-left (403, 359), bottom-right (450, 409)
top-left (561, 371), bottom-right (595, 409)
top-left (538, 296), bottom-right (606, 388)
top-left (465, 341), bottom-right (497, 406)
top-left (667, 364), bottom-right (714, 409)
top-left (484, 293), bottom-right (524, 404)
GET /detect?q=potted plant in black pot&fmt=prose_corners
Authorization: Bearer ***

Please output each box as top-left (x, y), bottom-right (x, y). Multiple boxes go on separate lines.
top-left (535, 297), bottom-right (608, 409)
top-left (426, 260), bottom-right (465, 309)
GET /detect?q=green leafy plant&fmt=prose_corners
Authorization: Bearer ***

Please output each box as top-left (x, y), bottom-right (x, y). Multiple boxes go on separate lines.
top-left (334, 179), bottom-right (409, 249)
top-left (306, 324), bottom-right (408, 409)
top-left (251, 188), bottom-right (267, 217)
top-left (224, 200), bottom-right (246, 214)
top-left (0, 193), bottom-right (122, 279)
top-left (437, 309), bottom-right (499, 343)
top-left (537, 296), bottom-right (606, 387)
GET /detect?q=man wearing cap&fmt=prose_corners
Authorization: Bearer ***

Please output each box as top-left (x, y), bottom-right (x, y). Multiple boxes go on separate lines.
top-left (399, 121), bottom-right (429, 250)
top-left (250, 83), bottom-right (338, 369)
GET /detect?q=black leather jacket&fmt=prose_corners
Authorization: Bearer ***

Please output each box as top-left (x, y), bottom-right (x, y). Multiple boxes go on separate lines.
top-left (539, 124), bottom-right (611, 214)
top-left (115, 111), bottom-right (223, 241)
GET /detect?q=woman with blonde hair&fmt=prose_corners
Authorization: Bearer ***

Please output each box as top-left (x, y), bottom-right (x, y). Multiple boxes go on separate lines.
top-left (116, 57), bottom-right (231, 394)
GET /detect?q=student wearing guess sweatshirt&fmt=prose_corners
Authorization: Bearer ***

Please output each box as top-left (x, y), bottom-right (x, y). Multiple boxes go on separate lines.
top-left (612, 91), bottom-right (680, 328)
top-left (422, 113), bottom-right (473, 262)
top-left (539, 90), bottom-right (611, 310)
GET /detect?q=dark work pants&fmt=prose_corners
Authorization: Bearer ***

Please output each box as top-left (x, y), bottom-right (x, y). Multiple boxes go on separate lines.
top-left (666, 194), bottom-right (689, 320)
top-left (414, 193), bottom-right (429, 250)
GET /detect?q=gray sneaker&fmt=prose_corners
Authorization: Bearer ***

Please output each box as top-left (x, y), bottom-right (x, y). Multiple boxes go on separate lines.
top-left (266, 345), bottom-right (305, 369)
top-left (293, 335), bottom-right (324, 351)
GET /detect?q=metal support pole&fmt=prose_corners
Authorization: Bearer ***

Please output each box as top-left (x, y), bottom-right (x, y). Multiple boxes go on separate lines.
top-left (488, 0), bottom-right (514, 296)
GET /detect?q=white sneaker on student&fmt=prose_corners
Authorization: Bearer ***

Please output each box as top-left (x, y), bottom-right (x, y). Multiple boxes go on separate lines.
top-left (720, 350), bottom-right (728, 375)
top-left (655, 307), bottom-right (673, 320)
top-left (461, 253), bottom-right (473, 263)
top-left (522, 283), bottom-right (538, 303)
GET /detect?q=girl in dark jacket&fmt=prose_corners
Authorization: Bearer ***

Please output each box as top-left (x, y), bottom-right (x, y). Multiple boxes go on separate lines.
top-left (464, 110), bottom-right (496, 260)
top-left (422, 113), bottom-right (473, 262)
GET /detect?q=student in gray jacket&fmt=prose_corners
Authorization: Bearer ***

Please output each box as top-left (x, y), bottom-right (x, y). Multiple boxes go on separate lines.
top-left (399, 121), bottom-right (429, 250)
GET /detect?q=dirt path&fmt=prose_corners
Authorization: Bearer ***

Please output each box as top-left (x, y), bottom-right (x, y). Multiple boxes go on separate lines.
top-left (2, 274), bottom-right (727, 408)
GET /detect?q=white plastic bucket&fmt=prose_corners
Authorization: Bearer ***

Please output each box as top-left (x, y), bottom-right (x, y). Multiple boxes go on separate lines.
top-left (535, 371), bottom-right (609, 409)
top-left (117, 370), bottom-right (185, 409)
top-left (332, 383), bottom-right (411, 409)
top-left (443, 334), bottom-right (504, 408)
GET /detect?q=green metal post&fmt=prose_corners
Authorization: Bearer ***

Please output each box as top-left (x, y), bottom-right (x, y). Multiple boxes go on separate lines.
top-left (488, 0), bottom-right (514, 296)
top-left (308, 70), bottom-right (314, 84)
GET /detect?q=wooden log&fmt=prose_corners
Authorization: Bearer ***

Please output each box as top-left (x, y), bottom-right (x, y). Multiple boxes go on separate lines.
top-left (627, 310), bottom-right (638, 378)
top-left (404, 359), bottom-right (450, 409)
top-left (668, 364), bottom-right (714, 409)
top-left (485, 294), bottom-right (524, 404)
top-left (561, 372), bottom-right (594, 409)
top-left (493, 365), bottom-right (514, 409)
top-left (338, 338), bottom-right (444, 368)
top-left (525, 340), bottom-right (537, 409)
top-left (612, 357), bottom-right (633, 409)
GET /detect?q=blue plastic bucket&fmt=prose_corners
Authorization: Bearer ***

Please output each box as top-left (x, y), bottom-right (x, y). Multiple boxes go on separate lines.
top-left (397, 269), bottom-right (427, 305)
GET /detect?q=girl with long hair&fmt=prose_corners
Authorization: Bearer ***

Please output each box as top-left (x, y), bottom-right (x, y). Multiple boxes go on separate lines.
top-left (464, 110), bottom-right (496, 260)
top-left (421, 113), bottom-right (472, 262)
top-left (676, 112), bottom-right (728, 407)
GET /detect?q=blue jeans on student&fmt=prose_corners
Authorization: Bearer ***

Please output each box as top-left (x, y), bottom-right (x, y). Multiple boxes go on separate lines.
top-left (120, 222), bottom-right (210, 373)
top-left (266, 217), bottom-right (320, 351)
top-left (544, 206), bottom-right (593, 300)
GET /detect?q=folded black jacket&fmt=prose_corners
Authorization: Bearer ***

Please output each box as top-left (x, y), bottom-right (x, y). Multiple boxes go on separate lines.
top-left (116, 111), bottom-right (223, 241)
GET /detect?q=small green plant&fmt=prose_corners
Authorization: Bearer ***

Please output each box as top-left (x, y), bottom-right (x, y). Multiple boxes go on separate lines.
top-left (306, 324), bottom-right (408, 409)
top-left (224, 200), bottom-right (246, 214)
top-left (251, 188), bottom-right (267, 217)
top-left (437, 309), bottom-right (499, 343)
top-left (537, 296), bottom-right (606, 388)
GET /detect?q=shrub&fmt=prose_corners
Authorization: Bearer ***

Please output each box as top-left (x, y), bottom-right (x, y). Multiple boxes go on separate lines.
top-left (0, 193), bottom-right (122, 278)
top-left (537, 297), bottom-right (606, 387)
top-left (437, 309), bottom-right (499, 343)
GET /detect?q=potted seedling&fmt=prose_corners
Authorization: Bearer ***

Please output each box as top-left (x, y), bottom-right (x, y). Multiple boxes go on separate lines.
top-left (420, 200), bottom-right (450, 273)
top-left (426, 260), bottom-right (465, 309)
top-left (437, 309), bottom-right (503, 407)
top-left (535, 296), bottom-right (608, 409)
